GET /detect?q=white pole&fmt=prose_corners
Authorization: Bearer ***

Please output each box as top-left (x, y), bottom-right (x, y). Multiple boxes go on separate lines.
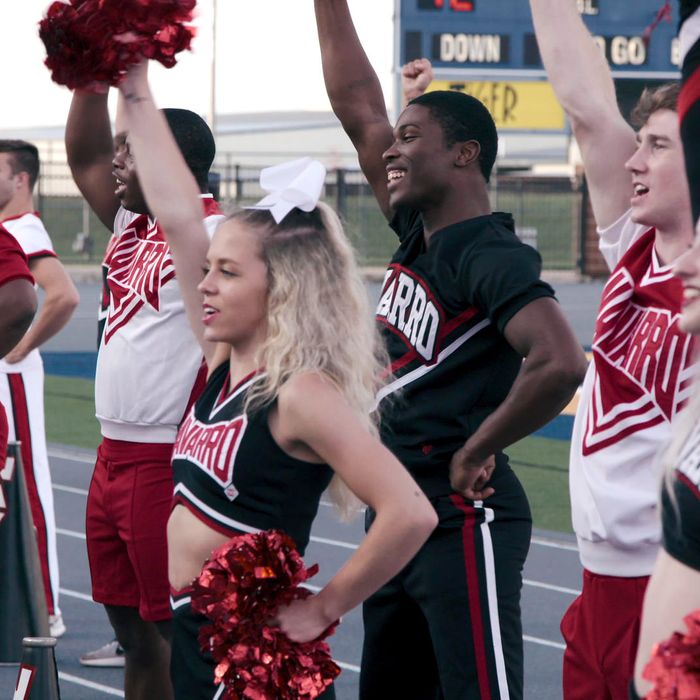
top-left (393, 0), bottom-right (402, 122)
top-left (209, 0), bottom-right (217, 135)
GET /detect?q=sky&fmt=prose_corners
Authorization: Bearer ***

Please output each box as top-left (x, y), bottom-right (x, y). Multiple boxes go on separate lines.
top-left (1, 0), bottom-right (396, 129)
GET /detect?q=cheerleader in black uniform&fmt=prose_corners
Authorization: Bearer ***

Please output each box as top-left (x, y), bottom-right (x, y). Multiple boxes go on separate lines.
top-left (116, 62), bottom-right (437, 700)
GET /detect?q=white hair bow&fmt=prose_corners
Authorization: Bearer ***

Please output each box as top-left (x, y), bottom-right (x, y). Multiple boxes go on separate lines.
top-left (246, 157), bottom-right (326, 224)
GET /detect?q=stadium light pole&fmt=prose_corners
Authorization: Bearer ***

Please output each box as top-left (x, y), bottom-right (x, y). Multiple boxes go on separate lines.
top-left (393, 0), bottom-right (401, 122)
top-left (209, 0), bottom-right (218, 135)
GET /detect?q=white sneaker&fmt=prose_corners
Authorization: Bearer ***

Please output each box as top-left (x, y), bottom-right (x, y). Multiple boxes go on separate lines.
top-left (48, 613), bottom-right (66, 638)
top-left (79, 639), bottom-right (126, 667)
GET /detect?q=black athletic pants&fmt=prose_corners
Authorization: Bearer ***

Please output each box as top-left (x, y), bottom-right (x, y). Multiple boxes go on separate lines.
top-left (360, 469), bottom-right (531, 700)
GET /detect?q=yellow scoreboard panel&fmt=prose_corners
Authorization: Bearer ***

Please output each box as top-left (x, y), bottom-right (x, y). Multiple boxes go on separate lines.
top-left (427, 79), bottom-right (565, 131)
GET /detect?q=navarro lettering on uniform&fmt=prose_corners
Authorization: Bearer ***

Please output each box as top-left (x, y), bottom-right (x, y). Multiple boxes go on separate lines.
top-left (595, 272), bottom-right (690, 420)
top-left (173, 412), bottom-right (246, 499)
top-left (103, 222), bottom-right (176, 344)
top-left (582, 264), bottom-right (696, 455)
top-left (376, 266), bottom-right (443, 363)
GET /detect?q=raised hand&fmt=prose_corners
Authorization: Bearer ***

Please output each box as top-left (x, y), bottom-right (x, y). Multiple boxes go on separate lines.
top-left (401, 58), bottom-right (434, 105)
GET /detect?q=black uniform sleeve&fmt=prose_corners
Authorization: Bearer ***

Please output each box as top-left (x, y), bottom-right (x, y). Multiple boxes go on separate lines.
top-left (459, 236), bottom-right (555, 335)
top-left (662, 470), bottom-right (700, 572)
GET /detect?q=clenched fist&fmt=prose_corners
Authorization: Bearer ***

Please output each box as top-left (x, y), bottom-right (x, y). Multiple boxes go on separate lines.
top-left (401, 58), bottom-right (434, 105)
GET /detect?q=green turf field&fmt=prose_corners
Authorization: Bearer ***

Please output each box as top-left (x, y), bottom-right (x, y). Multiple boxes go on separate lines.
top-left (507, 437), bottom-right (572, 534)
top-left (44, 374), bottom-right (573, 533)
top-left (45, 375), bottom-right (101, 450)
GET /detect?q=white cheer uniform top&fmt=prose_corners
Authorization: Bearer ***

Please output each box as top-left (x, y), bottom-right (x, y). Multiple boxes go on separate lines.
top-left (570, 210), bottom-right (696, 576)
top-left (0, 212), bottom-right (57, 374)
top-left (95, 196), bottom-right (224, 443)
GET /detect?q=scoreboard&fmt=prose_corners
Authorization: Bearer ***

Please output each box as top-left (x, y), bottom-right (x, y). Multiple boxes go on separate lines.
top-left (398, 0), bottom-right (680, 131)
top-left (400, 0), bottom-right (679, 77)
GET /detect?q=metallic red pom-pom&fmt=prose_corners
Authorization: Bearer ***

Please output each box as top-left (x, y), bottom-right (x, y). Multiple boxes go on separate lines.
top-left (191, 530), bottom-right (341, 700)
top-left (644, 610), bottom-right (700, 699)
top-left (38, 0), bottom-right (196, 91)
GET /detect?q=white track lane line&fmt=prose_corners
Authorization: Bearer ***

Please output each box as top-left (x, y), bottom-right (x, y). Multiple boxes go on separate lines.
top-left (531, 536), bottom-right (578, 552)
top-left (57, 532), bottom-right (571, 655)
top-left (54, 476), bottom-right (581, 555)
top-left (56, 513), bottom-right (581, 597)
top-left (57, 579), bottom-right (364, 679)
top-left (337, 661), bottom-right (361, 673)
top-left (53, 483), bottom-right (89, 496)
top-left (55, 482), bottom-right (580, 554)
top-left (57, 527), bottom-right (85, 540)
top-left (53, 451), bottom-right (577, 655)
top-left (57, 672), bottom-right (124, 697)
top-left (60, 587), bottom-right (93, 602)
top-left (309, 535), bottom-right (359, 550)
top-left (51, 454), bottom-right (581, 554)
top-left (523, 579), bottom-right (580, 596)
top-left (523, 635), bottom-right (566, 651)
top-left (48, 448), bottom-right (95, 464)
top-left (58, 671), bottom-right (125, 698)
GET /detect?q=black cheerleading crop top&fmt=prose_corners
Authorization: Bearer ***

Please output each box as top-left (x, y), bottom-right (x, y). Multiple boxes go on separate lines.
top-left (661, 421), bottom-right (700, 572)
top-left (171, 362), bottom-right (334, 555)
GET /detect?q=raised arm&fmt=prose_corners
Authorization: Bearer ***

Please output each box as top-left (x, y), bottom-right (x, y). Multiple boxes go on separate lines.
top-left (65, 91), bottom-right (121, 230)
top-left (530, 0), bottom-right (636, 228)
top-left (116, 62), bottom-right (214, 362)
top-left (314, 0), bottom-right (395, 218)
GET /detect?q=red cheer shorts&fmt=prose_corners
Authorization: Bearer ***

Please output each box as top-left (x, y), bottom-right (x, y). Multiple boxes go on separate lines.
top-left (86, 437), bottom-right (174, 622)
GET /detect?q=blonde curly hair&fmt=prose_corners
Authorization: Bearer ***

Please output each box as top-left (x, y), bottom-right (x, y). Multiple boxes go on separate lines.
top-left (228, 202), bottom-right (389, 518)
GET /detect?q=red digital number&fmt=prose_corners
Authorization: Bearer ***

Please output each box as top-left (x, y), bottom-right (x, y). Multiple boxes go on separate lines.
top-left (419, 0), bottom-right (474, 10)
top-left (450, 0), bottom-right (474, 9)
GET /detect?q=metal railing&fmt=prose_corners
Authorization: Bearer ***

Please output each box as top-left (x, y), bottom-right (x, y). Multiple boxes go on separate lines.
top-left (35, 158), bottom-right (582, 270)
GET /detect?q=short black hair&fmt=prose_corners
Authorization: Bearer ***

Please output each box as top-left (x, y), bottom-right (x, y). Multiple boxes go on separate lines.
top-left (408, 91), bottom-right (498, 182)
top-left (0, 140), bottom-right (40, 190)
top-left (161, 109), bottom-right (216, 192)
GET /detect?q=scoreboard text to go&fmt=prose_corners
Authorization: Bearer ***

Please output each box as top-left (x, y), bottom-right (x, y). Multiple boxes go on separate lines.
top-left (437, 33), bottom-right (680, 68)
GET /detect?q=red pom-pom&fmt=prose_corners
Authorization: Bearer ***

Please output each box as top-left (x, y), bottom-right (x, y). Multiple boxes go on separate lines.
top-left (644, 610), bottom-right (700, 699)
top-left (191, 530), bottom-right (341, 700)
top-left (38, 0), bottom-right (196, 91)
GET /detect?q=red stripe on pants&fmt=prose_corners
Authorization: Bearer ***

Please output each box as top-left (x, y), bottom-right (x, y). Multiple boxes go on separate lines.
top-left (8, 374), bottom-right (53, 614)
top-left (450, 495), bottom-right (493, 700)
top-left (680, 66), bottom-right (700, 122)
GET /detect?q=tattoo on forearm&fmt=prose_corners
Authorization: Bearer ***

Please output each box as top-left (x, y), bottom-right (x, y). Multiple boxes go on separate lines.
top-left (123, 93), bottom-right (149, 104)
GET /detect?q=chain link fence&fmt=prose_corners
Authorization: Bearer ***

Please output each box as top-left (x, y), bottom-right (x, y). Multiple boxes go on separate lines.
top-left (36, 157), bottom-right (583, 271)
